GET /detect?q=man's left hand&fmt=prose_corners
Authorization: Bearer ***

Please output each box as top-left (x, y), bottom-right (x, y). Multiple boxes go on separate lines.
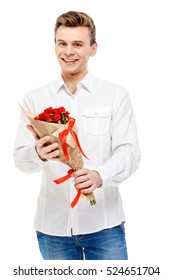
top-left (73, 168), bottom-right (102, 194)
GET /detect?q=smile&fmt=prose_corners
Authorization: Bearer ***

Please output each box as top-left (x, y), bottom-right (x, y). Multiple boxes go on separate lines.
top-left (62, 58), bottom-right (78, 64)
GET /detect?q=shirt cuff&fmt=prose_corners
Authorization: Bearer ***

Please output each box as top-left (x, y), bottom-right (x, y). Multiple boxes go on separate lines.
top-left (94, 166), bottom-right (116, 189)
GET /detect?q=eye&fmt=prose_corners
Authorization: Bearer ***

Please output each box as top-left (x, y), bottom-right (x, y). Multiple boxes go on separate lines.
top-left (57, 42), bottom-right (67, 47)
top-left (74, 43), bottom-right (83, 48)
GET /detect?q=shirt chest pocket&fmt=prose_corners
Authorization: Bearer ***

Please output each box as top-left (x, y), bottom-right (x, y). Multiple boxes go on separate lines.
top-left (83, 106), bottom-right (110, 135)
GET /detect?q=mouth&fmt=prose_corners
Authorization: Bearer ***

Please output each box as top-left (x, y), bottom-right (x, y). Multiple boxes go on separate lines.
top-left (62, 58), bottom-right (78, 65)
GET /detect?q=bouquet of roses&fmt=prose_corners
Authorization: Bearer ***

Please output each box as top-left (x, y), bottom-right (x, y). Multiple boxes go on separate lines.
top-left (21, 105), bottom-right (96, 207)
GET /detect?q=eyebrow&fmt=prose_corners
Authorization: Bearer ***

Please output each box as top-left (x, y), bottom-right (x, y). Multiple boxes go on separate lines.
top-left (57, 39), bottom-right (84, 44)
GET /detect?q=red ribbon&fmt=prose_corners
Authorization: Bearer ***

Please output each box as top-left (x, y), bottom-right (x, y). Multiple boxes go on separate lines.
top-left (53, 169), bottom-right (74, 184)
top-left (53, 168), bottom-right (81, 208)
top-left (59, 118), bottom-right (88, 161)
top-left (71, 190), bottom-right (81, 208)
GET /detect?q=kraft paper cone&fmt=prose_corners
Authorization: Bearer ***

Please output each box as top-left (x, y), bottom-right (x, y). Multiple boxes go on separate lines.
top-left (20, 105), bottom-right (96, 206)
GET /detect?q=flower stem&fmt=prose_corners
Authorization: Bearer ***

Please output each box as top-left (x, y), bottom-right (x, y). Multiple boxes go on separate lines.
top-left (90, 199), bottom-right (96, 206)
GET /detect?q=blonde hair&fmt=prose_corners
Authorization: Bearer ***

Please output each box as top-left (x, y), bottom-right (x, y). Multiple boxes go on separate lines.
top-left (54, 11), bottom-right (96, 45)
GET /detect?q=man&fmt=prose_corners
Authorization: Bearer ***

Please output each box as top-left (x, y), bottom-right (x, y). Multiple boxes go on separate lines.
top-left (14, 11), bottom-right (141, 260)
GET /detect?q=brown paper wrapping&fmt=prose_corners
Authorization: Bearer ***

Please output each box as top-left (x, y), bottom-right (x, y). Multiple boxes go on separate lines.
top-left (21, 106), bottom-right (96, 205)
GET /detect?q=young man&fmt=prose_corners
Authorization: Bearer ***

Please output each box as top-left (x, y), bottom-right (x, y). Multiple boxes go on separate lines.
top-left (14, 11), bottom-right (141, 260)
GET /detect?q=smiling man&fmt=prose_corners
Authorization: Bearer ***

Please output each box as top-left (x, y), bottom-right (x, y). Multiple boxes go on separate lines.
top-left (14, 11), bottom-right (141, 260)
top-left (54, 14), bottom-right (97, 93)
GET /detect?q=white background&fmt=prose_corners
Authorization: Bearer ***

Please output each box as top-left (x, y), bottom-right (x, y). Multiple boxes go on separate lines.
top-left (1, 0), bottom-right (173, 278)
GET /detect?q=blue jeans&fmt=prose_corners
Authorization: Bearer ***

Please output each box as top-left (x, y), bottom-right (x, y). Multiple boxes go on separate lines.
top-left (36, 223), bottom-right (128, 260)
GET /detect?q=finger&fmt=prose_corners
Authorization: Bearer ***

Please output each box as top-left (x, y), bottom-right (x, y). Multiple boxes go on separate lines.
top-left (45, 148), bottom-right (60, 159)
top-left (80, 185), bottom-right (96, 194)
top-left (75, 179), bottom-right (91, 190)
top-left (80, 185), bottom-right (95, 194)
top-left (73, 168), bottom-right (89, 178)
top-left (74, 174), bottom-right (89, 185)
top-left (27, 124), bottom-right (40, 140)
top-left (38, 143), bottom-right (60, 161)
top-left (36, 135), bottom-right (51, 148)
top-left (40, 142), bottom-right (59, 154)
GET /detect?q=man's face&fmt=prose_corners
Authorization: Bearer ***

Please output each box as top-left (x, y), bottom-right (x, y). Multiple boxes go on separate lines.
top-left (55, 26), bottom-right (97, 76)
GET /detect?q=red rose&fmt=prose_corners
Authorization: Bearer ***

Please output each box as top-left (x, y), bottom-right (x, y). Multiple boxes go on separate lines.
top-left (34, 107), bottom-right (70, 124)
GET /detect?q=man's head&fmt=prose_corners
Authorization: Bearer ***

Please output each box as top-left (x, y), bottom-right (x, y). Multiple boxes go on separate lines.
top-left (54, 11), bottom-right (96, 46)
top-left (54, 11), bottom-right (97, 78)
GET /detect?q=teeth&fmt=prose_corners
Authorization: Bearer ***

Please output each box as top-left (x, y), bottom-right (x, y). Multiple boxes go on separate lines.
top-left (63, 59), bottom-right (76, 62)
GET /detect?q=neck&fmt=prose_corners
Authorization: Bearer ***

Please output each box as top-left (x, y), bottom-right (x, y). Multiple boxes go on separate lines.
top-left (61, 70), bottom-right (88, 94)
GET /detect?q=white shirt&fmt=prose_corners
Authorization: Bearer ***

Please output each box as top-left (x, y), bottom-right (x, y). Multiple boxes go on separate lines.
top-left (13, 72), bottom-right (141, 236)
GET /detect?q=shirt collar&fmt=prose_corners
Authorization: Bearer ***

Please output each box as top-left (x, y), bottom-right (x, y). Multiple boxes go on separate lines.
top-left (79, 72), bottom-right (93, 92)
top-left (56, 76), bottom-right (65, 92)
top-left (56, 72), bottom-right (93, 94)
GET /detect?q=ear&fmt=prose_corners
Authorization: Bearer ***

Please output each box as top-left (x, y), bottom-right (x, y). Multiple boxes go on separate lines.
top-left (90, 43), bottom-right (98, 57)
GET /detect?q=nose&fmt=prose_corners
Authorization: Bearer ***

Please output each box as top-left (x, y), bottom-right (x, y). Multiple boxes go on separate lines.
top-left (64, 44), bottom-right (74, 56)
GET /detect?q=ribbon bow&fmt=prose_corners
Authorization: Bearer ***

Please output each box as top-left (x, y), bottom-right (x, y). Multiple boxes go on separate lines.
top-left (59, 118), bottom-right (88, 161)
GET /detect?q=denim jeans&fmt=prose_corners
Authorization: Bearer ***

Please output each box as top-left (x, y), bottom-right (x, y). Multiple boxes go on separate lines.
top-left (36, 223), bottom-right (128, 260)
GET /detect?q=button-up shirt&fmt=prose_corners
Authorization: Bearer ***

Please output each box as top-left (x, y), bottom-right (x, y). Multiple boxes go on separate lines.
top-left (13, 72), bottom-right (141, 236)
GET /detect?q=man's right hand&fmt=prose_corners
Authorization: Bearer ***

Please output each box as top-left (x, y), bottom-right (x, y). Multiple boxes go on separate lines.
top-left (27, 124), bottom-right (60, 161)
